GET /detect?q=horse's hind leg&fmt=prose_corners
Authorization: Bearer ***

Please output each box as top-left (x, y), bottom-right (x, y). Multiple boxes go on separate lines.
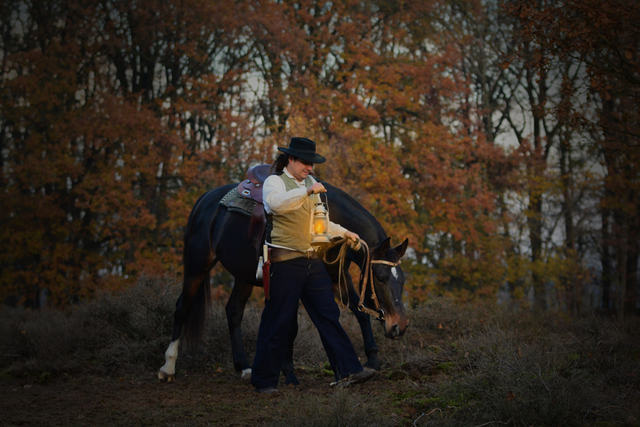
top-left (225, 279), bottom-right (255, 379)
top-left (158, 310), bottom-right (182, 382)
top-left (159, 258), bottom-right (215, 382)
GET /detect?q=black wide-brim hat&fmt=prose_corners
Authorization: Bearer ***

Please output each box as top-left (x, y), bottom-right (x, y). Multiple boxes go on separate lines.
top-left (278, 137), bottom-right (326, 164)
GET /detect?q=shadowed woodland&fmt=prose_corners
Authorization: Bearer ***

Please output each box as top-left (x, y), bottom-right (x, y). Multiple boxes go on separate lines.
top-left (1, 0), bottom-right (639, 315)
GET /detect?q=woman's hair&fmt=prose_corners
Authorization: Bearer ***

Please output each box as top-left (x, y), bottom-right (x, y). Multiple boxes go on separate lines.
top-left (270, 153), bottom-right (292, 175)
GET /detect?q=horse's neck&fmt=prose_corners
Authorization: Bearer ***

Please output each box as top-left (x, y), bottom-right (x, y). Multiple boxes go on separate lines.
top-left (333, 211), bottom-right (386, 248)
top-left (324, 183), bottom-right (387, 247)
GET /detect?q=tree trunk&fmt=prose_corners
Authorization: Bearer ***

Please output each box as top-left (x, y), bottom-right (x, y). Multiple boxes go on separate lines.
top-left (529, 191), bottom-right (545, 310)
top-left (623, 219), bottom-right (639, 316)
top-left (560, 138), bottom-right (579, 313)
top-left (601, 206), bottom-right (612, 310)
top-left (614, 207), bottom-right (628, 319)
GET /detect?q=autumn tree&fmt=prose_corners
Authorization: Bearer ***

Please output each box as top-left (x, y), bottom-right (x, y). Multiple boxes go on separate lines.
top-left (238, 0), bottom-right (517, 301)
top-left (0, 0), bottom-right (260, 306)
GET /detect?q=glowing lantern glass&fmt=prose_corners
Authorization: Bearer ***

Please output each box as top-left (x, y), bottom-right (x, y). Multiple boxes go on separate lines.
top-left (311, 202), bottom-right (331, 249)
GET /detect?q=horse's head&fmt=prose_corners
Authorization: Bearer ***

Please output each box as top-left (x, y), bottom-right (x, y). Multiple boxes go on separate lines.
top-left (364, 237), bottom-right (409, 340)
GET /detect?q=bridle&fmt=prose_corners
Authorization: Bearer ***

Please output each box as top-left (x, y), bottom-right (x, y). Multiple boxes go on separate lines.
top-left (321, 238), bottom-right (401, 322)
top-left (357, 243), bottom-right (401, 321)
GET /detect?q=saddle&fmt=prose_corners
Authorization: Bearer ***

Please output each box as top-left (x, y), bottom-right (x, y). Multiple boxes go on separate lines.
top-left (237, 164), bottom-right (270, 204)
top-left (236, 164), bottom-right (271, 256)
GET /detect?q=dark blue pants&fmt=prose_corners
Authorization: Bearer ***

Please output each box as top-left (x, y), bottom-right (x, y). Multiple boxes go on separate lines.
top-left (251, 257), bottom-right (363, 389)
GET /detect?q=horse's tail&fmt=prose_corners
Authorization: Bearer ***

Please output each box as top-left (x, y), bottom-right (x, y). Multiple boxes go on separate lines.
top-left (180, 197), bottom-right (221, 353)
top-left (182, 272), bottom-right (212, 353)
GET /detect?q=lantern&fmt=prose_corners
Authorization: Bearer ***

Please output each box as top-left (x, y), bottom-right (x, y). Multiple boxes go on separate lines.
top-left (311, 201), bottom-right (331, 249)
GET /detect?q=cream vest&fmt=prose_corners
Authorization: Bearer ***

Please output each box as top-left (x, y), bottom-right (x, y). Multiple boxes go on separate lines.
top-left (270, 173), bottom-right (321, 252)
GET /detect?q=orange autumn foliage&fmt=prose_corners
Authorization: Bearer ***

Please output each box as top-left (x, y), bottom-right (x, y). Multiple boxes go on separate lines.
top-left (4, 0), bottom-right (635, 313)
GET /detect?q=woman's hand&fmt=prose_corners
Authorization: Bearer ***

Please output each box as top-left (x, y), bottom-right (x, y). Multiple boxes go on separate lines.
top-left (307, 182), bottom-right (327, 195)
top-left (344, 230), bottom-right (361, 251)
top-left (344, 230), bottom-right (360, 242)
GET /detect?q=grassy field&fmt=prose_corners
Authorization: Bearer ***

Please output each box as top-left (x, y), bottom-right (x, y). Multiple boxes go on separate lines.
top-left (1, 276), bottom-right (639, 426)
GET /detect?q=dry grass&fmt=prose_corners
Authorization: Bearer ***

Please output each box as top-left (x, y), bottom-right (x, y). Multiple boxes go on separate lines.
top-left (260, 389), bottom-right (392, 427)
top-left (1, 276), bottom-right (639, 426)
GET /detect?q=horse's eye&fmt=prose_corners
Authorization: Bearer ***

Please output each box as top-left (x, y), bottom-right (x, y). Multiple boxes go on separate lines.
top-left (376, 275), bottom-right (385, 282)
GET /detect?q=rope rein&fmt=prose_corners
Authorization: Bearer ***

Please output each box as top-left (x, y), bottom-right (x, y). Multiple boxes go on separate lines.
top-left (320, 238), bottom-right (353, 310)
top-left (321, 238), bottom-right (401, 321)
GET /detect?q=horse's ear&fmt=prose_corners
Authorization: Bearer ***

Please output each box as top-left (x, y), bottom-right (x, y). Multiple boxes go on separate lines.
top-left (374, 237), bottom-right (391, 257)
top-left (393, 238), bottom-right (409, 258)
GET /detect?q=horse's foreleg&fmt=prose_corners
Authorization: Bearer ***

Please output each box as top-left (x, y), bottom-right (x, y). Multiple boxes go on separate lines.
top-left (350, 303), bottom-right (380, 370)
top-left (344, 275), bottom-right (381, 371)
top-left (225, 279), bottom-right (254, 379)
top-left (282, 316), bottom-right (300, 385)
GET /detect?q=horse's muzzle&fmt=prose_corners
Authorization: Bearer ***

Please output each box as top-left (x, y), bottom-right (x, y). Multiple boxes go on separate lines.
top-left (384, 314), bottom-right (409, 340)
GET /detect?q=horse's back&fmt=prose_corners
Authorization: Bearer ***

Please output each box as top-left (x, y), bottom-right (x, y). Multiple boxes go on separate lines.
top-left (193, 183), bottom-right (237, 216)
top-left (186, 183), bottom-right (236, 232)
top-left (187, 182), bottom-right (260, 285)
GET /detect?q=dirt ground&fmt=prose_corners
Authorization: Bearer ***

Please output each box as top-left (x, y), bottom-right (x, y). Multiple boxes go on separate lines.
top-left (4, 292), bottom-right (638, 427)
top-left (1, 367), bottom-right (421, 427)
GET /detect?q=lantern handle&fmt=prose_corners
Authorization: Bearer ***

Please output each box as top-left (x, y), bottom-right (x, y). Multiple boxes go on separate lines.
top-left (320, 191), bottom-right (329, 219)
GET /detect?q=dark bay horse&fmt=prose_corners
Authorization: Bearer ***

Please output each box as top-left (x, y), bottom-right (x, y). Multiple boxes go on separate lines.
top-left (158, 178), bottom-right (409, 383)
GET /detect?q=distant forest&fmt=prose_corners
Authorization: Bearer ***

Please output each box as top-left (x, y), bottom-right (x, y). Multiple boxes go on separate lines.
top-left (1, 0), bottom-right (638, 315)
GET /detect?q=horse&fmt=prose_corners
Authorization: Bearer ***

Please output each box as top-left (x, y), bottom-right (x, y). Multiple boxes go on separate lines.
top-left (158, 172), bottom-right (409, 384)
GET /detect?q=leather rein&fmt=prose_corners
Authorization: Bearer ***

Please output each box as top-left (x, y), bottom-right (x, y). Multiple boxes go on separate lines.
top-left (321, 238), bottom-right (401, 321)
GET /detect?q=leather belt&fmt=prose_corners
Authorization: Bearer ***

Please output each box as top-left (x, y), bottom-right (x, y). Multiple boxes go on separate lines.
top-left (270, 247), bottom-right (318, 263)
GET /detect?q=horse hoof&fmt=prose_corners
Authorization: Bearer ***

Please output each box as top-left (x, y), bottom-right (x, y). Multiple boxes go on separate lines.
top-left (241, 368), bottom-right (252, 381)
top-left (158, 370), bottom-right (175, 382)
